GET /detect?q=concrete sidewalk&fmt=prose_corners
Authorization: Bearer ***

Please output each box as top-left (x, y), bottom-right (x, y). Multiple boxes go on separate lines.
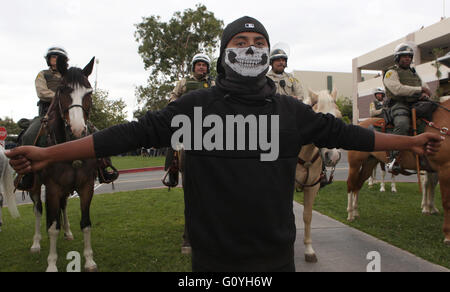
top-left (293, 202), bottom-right (449, 272)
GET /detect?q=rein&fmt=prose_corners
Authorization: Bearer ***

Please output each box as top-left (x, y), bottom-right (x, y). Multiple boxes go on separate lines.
top-left (296, 149), bottom-right (325, 191)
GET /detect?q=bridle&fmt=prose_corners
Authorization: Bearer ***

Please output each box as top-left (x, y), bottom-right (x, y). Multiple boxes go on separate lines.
top-left (296, 147), bottom-right (339, 191)
top-left (53, 86), bottom-right (92, 142)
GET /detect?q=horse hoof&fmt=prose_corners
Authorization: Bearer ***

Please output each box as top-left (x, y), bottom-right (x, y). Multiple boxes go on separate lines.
top-left (46, 266), bottom-right (58, 273)
top-left (422, 209), bottom-right (431, 215)
top-left (64, 234), bottom-right (74, 241)
top-left (431, 209), bottom-right (440, 215)
top-left (30, 247), bottom-right (41, 254)
top-left (305, 254), bottom-right (318, 263)
top-left (85, 265), bottom-right (98, 272)
top-left (181, 246), bottom-right (192, 255)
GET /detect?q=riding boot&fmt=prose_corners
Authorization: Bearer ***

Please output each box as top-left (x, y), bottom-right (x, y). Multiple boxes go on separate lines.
top-left (15, 173), bottom-right (35, 191)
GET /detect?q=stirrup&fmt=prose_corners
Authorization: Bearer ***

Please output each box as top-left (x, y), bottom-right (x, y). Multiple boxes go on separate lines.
top-left (98, 166), bottom-right (119, 184)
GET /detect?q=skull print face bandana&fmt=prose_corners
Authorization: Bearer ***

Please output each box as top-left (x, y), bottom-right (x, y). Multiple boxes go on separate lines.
top-left (224, 46), bottom-right (270, 78)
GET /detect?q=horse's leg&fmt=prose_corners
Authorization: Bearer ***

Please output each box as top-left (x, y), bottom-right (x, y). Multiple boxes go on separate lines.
top-left (438, 168), bottom-right (450, 245)
top-left (78, 182), bottom-right (97, 272)
top-left (45, 185), bottom-right (62, 272)
top-left (30, 188), bottom-right (43, 254)
top-left (303, 185), bottom-right (320, 263)
top-left (0, 193), bottom-right (3, 232)
top-left (426, 172), bottom-right (440, 215)
top-left (421, 171), bottom-right (429, 213)
top-left (380, 165), bottom-right (386, 193)
top-left (347, 156), bottom-right (377, 221)
top-left (391, 173), bottom-right (397, 193)
top-left (61, 196), bottom-right (74, 241)
top-left (368, 165), bottom-right (376, 187)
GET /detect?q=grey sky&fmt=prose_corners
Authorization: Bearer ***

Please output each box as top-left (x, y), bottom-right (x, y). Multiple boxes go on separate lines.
top-left (0, 0), bottom-right (448, 122)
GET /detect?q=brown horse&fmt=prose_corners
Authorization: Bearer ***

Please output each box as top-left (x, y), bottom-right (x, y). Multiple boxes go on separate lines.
top-left (346, 97), bottom-right (450, 245)
top-left (27, 56), bottom-right (99, 272)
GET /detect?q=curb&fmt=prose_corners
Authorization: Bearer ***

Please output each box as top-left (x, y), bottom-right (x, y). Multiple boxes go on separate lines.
top-left (118, 167), bottom-right (165, 175)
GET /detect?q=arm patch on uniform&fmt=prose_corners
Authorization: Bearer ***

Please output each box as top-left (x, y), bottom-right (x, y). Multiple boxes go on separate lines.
top-left (385, 71), bottom-right (393, 79)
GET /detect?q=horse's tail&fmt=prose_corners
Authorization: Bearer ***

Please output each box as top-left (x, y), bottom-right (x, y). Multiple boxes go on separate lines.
top-left (0, 148), bottom-right (20, 218)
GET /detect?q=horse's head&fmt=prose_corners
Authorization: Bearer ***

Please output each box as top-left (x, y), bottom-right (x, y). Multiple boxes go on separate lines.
top-left (309, 88), bottom-right (343, 167)
top-left (55, 56), bottom-right (95, 139)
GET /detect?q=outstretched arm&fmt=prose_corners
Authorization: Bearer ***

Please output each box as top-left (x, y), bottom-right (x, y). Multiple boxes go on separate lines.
top-left (6, 136), bottom-right (95, 174)
top-left (374, 131), bottom-right (444, 156)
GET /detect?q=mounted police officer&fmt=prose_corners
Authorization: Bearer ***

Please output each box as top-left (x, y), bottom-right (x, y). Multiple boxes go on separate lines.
top-left (370, 87), bottom-right (387, 118)
top-left (266, 48), bottom-right (305, 101)
top-left (165, 53), bottom-right (215, 255)
top-left (384, 43), bottom-right (431, 173)
top-left (17, 47), bottom-right (118, 190)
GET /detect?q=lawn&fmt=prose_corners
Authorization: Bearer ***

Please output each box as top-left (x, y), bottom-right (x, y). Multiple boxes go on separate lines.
top-left (294, 181), bottom-right (449, 269)
top-left (0, 188), bottom-right (191, 272)
top-left (111, 156), bottom-right (165, 171)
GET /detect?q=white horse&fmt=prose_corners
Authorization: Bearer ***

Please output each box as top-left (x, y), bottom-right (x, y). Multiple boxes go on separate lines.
top-left (295, 89), bottom-right (342, 262)
top-left (0, 145), bottom-right (20, 231)
top-left (368, 163), bottom-right (398, 193)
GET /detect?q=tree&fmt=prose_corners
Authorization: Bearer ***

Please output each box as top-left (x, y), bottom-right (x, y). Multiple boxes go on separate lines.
top-left (134, 4), bottom-right (223, 116)
top-left (336, 96), bottom-right (353, 124)
top-left (90, 89), bottom-right (128, 130)
top-left (0, 117), bottom-right (21, 135)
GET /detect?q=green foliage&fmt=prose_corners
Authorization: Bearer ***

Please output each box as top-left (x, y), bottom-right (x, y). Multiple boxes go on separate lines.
top-left (134, 4), bottom-right (223, 115)
top-left (90, 89), bottom-right (128, 130)
top-left (336, 96), bottom-right (353, 124)
top-left (0, 116), bottom-right (21, 135)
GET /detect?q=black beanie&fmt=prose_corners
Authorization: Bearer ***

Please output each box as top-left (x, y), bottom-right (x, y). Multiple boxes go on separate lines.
top-left (217, 16), bottom-right (270, 74)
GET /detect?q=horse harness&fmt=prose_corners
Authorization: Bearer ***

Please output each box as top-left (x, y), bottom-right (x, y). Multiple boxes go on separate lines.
top-left (296, 148), bottom-right (335, 192)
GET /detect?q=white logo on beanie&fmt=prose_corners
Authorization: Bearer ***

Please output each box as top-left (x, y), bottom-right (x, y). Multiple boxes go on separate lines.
top-left (245, 23), bottom-right (255, 29)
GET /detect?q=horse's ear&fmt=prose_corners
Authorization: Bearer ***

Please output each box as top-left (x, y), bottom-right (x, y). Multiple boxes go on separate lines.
top-left (308, 88), bottom-right (319, 104)
top-left (82, 57), bottom-right (95, 77)
top-left (331, 88), bottom-right (338, 100)
top-left (57, 55), bottom-right (69, 76)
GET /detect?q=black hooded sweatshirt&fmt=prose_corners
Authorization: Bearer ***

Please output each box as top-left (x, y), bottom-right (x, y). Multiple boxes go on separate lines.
top-left (92, 75), bottom-right (375, 272)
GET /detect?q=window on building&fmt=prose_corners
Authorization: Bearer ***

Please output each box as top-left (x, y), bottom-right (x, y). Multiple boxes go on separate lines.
top-left (327, 76), bottom-right (333, 93)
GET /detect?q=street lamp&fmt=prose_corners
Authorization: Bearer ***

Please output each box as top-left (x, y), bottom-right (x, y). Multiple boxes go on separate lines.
top-left (94, 58), bottom-right (100, 93)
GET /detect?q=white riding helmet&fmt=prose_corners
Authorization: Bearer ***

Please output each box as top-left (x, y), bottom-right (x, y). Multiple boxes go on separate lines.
top-left (192, 54), bottom-right (211, 73)
top-left (394, 43), bottom-right (414, 63)
top-left (373, 87), bottom-right (385, 96)
top-left (45, 46), bottom-right (69, 66)
top-left (270, 49), bottom-right (288, 65)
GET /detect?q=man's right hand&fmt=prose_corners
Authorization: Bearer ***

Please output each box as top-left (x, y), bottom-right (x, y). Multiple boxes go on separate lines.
top-left (5, 146), bottom-right (51, 174)
top-left (422, 86), bottom-right (432, 97)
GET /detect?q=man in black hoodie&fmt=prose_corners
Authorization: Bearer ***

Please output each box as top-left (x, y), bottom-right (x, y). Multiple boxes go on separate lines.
top-left (6, 16), bottom-right (444, 272)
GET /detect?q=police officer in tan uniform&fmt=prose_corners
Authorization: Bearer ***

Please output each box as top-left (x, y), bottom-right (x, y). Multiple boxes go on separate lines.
top-left (169, 54), bottom-right (215, 102)
top-left (266, 49), bottom-right (305, 100)
top-left (370, 88), bottom-right (387, 118)
top-left (384, 43), bottom-right (431, 172)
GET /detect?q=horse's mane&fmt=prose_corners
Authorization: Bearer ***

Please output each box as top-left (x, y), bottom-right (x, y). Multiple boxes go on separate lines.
top-left (64, 67), bottom-right (90, 88)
